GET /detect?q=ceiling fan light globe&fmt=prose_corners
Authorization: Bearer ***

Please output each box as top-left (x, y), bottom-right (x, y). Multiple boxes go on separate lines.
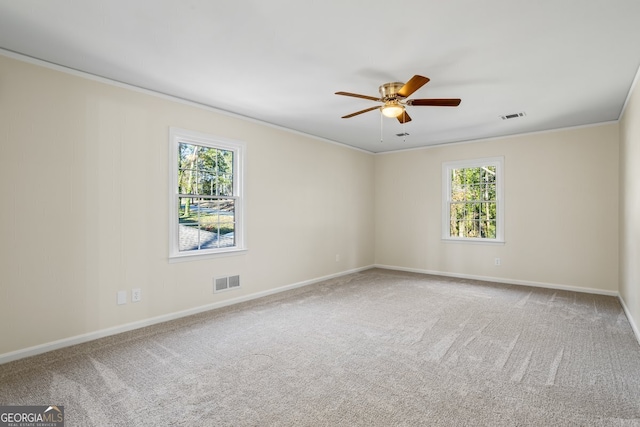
top-left (382, 104), bottom-right (404, 118)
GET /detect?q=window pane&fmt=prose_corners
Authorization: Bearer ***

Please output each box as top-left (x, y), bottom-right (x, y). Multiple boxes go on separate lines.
top-left (214, 199), bottom-right (236, 248)
top-left (464, 219), bottom-right (475, 237)
top-left (219, 173), bottom-right (234, 197)
top-left (198, 146), bottom-right (217, 169)
top-left (452, 184), bottom-right (463, 201)
top-left (464, 203), bottom-right (474, 222)
top-left (451, 220), bottom-right (461, 237)
top-left (196, 200), bottom-right (218, 249)
top-left (178, 143), bottom-right (198, 195)
top-left (483, 202), bottom-right (496, 220)
top-left (216, 150), bottom-right (234, 196)
top-left (194, 168), bottom-right (209, 195)
top-left (470, 183), bottom-right (480, 201)
top-left (480, 218), bottom-right (497, 238)
top-left (178, 198), bottom-right (200, 252)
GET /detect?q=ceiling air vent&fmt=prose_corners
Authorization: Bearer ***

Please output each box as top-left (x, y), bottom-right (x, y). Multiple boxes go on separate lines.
top-left (500, 112), bottom-right (526, 120)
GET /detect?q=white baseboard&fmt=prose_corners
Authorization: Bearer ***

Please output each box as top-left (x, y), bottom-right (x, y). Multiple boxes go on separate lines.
top-left (0, 265), bottom-right (374, 365)
top-left (618, 295), bottom-right (640, 347)
top-left (373, 264), bottom-right (619, 297)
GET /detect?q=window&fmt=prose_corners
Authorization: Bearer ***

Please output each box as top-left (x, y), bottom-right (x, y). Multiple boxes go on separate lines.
top-left (169, 128), bottom-right (245, 259)
top-left (442, 157), bottom-right (504, 243)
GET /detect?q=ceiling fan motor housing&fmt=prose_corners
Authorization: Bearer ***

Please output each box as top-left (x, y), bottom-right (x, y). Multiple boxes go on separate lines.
top-left (379, 82), bottom-right (406, 100)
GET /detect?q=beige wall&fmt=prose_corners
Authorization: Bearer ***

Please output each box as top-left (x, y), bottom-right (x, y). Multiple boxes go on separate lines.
top-left (0, 52), bottom-right (629, 359)
top-left (0, 55), bottom-right (375, 356)
top-left (375, 124), bottom-right (619, 293)
top-left (620, 76), bottom-right (640, 336)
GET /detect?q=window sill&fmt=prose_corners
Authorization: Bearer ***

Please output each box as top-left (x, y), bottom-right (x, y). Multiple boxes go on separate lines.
top-left (441, 238), bottom-right (505, 246)
top-left (169, 248), bottom-right (248, 263)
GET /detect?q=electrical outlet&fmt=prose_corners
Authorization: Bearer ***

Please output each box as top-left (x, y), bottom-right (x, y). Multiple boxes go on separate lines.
top-left (495, 258), bottom-right (501, 266)
top-left (132, 288), bottom-right (141, 302)
top-left (117, 291), bottom-right (127, 305)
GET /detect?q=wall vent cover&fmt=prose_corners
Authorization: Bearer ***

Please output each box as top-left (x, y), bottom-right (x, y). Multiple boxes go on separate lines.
top-left (228, 275), bottom-right (240, 289)
top-left (214, 275), bottom-right (241, 293)
top-left (500, 112), bottom-right (526, 120)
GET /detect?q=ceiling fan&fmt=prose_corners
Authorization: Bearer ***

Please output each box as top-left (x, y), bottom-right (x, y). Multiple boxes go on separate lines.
top-left (335, 75), bottom-right (461, 123)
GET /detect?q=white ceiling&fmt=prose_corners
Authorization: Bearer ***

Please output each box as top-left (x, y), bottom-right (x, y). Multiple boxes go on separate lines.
top-left (1, 1), bottom-right (639, 153)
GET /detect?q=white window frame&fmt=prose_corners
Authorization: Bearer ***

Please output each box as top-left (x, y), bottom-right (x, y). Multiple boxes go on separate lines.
top-left (169, 127), bottom-right (246, 260)
top-left (442, 156), bottom-right (504, 244)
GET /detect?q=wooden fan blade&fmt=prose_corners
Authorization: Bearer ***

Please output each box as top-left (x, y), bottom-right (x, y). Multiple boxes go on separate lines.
top-left (341, 106), bottom-right (380, 118)
top-left (335, 91), bottom-right (381, 102)
top-left (398, 75), bottom-right (430, 98)
top-left (397, 110), bottom-right (412, 124)
top-left (408, 98), bottom-right (461, 107)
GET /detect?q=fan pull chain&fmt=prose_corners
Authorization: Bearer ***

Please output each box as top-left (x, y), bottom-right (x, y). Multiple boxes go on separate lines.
top-left (380, 109), bottom-right (383, 143)
top-left (403, 112), bottom-right (406, 143)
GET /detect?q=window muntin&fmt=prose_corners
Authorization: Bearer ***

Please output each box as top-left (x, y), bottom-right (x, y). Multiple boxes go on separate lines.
top-left (443, 157), bottom-right (504, 242)
top-left (170, 128), bottom-right (245, 258)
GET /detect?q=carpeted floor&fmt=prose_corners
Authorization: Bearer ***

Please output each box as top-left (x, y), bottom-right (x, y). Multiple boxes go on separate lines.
top-left (1, 269), bottom-right (640, 426)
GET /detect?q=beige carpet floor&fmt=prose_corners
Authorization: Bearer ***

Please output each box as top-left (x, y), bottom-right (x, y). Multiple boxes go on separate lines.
top-left (1, 269), bottom-right (640, 426)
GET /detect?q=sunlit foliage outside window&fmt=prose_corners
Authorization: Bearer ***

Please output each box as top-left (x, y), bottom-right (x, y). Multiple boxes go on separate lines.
top-left (177, 143), bottom-right (236, 251)
top-left (443, 157), bottom-right (503, 242)
top-left (449, 166), bottom-right (497, 238)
